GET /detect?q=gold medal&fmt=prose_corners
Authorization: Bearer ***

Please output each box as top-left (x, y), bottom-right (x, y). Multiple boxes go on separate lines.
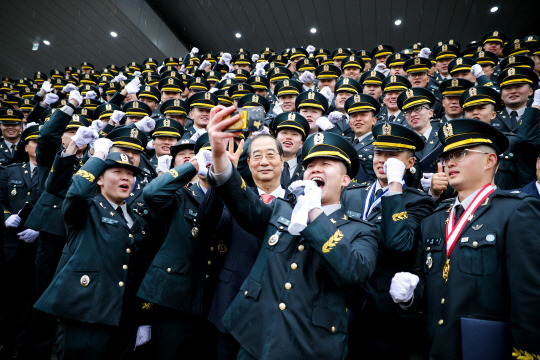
top-left (443, 258), bottom-right (450, 282)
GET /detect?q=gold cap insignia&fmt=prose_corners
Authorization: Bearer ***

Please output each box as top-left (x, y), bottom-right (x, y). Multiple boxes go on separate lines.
top-left (253, 95), bottom-right (259, 102)
top-left (390, 75), bottom-right (396, 82)
top-left (414, 58), bottom-right (420, 65)
top-left (343, 78), bottom-right (349, 84)
top-left (284, 80), bottom-right (289, 86)
top-left (442, 45), bottom-right (448, 51)
top-left (238, 84), bottom-right (243, 91)
top-left (204, 92), bottom-right (211, 100)
top-left (168, 78), bottom-right (174, 84)
top-left (196, 77), bottom-right (201, 83)
top-left (509, 57), bottom-right (515, 64)
top-left (73, 115), bottom-right (80, 122)
top-left (174, 99), bottom-right (180, 106)
top-left (256, 76), bottom-right (261, 82)
top-left (120, 153), bottom-right (129, 163)
top-left (164, 119), bottom-right (170, 126)
top-left (133, 102), bottom-right (139, 108)
top-left (479, 51), bottom-right (485, 57)
top-left (443, 123), bottom-right (454, 138)
top-left (508, 68), bottom-right (516, 76)
top-left (354, 94), bottom-right (361, 102)
top-left (288, 112), bottom-right (295, 120)
top-left (324, 65), bottom-right (329, 71)
top-left (371, 71), bottom-right (377, 77)
top-left (378, 45), bottom-right (383, 51)
top-left (106, 104), bottom-right (111, 110)
top-left (308, 91), bottom-right (315, 99)
top-left (456, 58), bottom-right (462, 65)
top-left (469, 88), bottom-right (477, 96)
top-left (406, 89), bottom-right (414, 99)
top-left (452, 79), bottom-right (459, 87)
top-left (314, 132), bottom-right (324, 145)
top-left (130, 128), bottom-right (139, 138)
top-left (382, 123), bottom-right (392, 135)
top-left (494, 31), bottom-right (499, 36)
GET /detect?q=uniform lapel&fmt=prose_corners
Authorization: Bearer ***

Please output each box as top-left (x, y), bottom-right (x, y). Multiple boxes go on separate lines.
top-left (458, 191), bottom-right (495, 234)
top-left (21, 162), bottom-right (33, 187)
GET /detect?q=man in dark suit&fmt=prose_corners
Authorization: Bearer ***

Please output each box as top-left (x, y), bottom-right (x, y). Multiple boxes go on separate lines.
top-left (519, 154), bottom-right (540, 199)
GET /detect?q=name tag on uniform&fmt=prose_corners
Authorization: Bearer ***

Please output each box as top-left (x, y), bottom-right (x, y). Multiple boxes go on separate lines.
top-left (101, 217), bottom-right (119, 226)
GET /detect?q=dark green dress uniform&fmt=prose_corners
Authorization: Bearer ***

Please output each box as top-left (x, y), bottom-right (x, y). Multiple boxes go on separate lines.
top-left (0, 108), bottom-right (23, 166)
top-left (341, 123), bottom-right (435, 359)
top-left (208, 132), bottom-right (378, 359)
top-left (408, 120), bottom-right (540, 359)
top-left (181, 91), bottom-right (217, 140)
top-left (34, 154), bottom-right (148, 360)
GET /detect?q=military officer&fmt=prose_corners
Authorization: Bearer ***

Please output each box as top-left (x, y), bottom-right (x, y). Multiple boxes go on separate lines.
top-left (342, 122), bottom-right (435, 359)
top-left (34, 151), bottom-right (149, 359)
top-left (390, 119), bottom-right (540, 359)
top-left (439, 78), bottom-right (474, 122)
top-left (160, 98), bottom-right (189, 127)
top-left (431, 44), bottom-right (460, 84)
top-left (341, 55), bottom-right (365, 81)
top-left (403, 57), bottom-right (444, 117)
top-left (272, 79), bottom-right (303, 114)
top-left (182, 91), bottom-right (218, 140)
top-left (206, 105), bottom-right (378, 359)
top-left (295, 90), bottom-right (329, 135)
top-left (359, 70), bottom-right (386, 103)
top-left (377, 75), bottom-right (412, 125)
top-left (148, 118), bottom-right (184, 174)
top-left (0, 108), bottom-right (23, 165)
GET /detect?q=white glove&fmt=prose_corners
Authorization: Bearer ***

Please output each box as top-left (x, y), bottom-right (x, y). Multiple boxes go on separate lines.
top-left (146, 139), bottom-right (154, 150)
top-left (134, 325), bottom-right (151, 348)
top-left (384, 158), bottom-right (406, 184)
top-left (125, 78), bottom-right (141, 95)
top-left (418, 47), bottom-right (431, 59)
top-left (222, 73), bottom-right (236, 80)
top-left (179, 65), bottom-right (186, 73)
top-left (533, 89), bottom-right (540, 107)
top-left (62, 83), bottom-right (78, 93)
top-left (18, 229), bottom-right (39, 243)
top-left (69, 90), bottom-right (83, 107)
top-left (315, 117), bottom-right (334, 131)
top-left (135, 116), bottom-right (155, 133)
top-left (220, 53), bottom-right (232, 64)
top-left (157, 155), bottom-right (172, 174)
top-left (157, 65), bottom-right (163, 73)
top-left (470, 64), bottom-right (485, 78)
top-left (421, 172), bottom-right (433, 192)
top-left (319, 86), bottom-right (334, 104)
top-left (132, 71), bottom-right (142, 77)
top-left (71, 127), bottom-right (99, 148)
top-left (374, 63), bottom-right (390, 76)
top-left (254, 68), bottom-right (266, 76)
top-left (298, 71), bottom-right (315, 84)
top-left (40, 81), bottom-right (53, 93)
top-left (92, 138), bottom-right (113, 158)
top-left (251, 54), bottom-right (260, 62)
top-left (26, 122), bottom-right (39, 128)
top-left (255, 61), bottom-right (268, 70)
top-left (85, 90), bottom-right (97, 100)
top-left (191, 47), bottom-right (199, 55)
top-left (252, 126), bottom-right (270, 136)
top-left (44, 93), bottom-right (59, 105)
top-left (191, 149), bottom-right (212, 176)
top-left (111, 110), bottom-right (125, 124)
top-left (288, 180), bottom-right (322, 235)
top-left (200, 60), bottom-right (211, 71)
top-left (389, 272), bottom-right (419, 303)
top-left (89, 119), bottom-right (104, 132)
top-left (5, 214), bottom-right (21, 228)
top-left (190, 128), bottom-right (207, 142)
top-left (306, 45), bottom-right (316, 54)
top-left (209, 87), bottom-right (219, 93)
top-left (327, 111), bottom-right (345, 124)
top-left (272, 102), bottom-right (283, 116)
top-left (114, 74), bottom-right (127, 83)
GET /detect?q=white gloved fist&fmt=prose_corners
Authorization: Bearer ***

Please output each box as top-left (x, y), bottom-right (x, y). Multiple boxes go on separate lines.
top-left (470, 64), bottom-right (485, 78)
top-left (254, 68), bottom-right (266, 76)
top-left (157, 155), bottom-right (172, 174)
top-left (252, 126), bottom-right (270, 136)
top-left (114, 74), bottom-right (127, 83)
top-left (190, 128), bottom-right (207, 142)
top-left (533, 89), bottom-right (540, 108)
top-left (209, 87), bottom-right (219, 93)
top-left (68, 90), bottom-right (83, 107)
top-left (191, 149), bottom-right (212, 176)
top-left (71, 127), bottom-right (99, 148)
top-left (40, 81), bottom-right (53, 94)
top-left (418, 47), bottom-right (431, 59)
top-left (220, 53), bottom-right (232, 64)
top-left (92, 138), bottom-right (113, 158)
top-left (306, 45), bottom-right (316, 54)
top-left (384, 157), bottom-right (406, 184)
top-left (328, 111), bottom-right (345, 124)
top-left (89, 119), bottom-right (104, 132)
top-left (62, 83), bottom-right (78, 93)
top-left (125, 78), bottom-right (141, 95)
top-left (299, 71), bottom-right (315, 84)
top-left (44, 93), bottom-right (59, 105)
top-left (146, 139), bottom-right (154, 150)
top-left (132, 71), bottom-right (142, 77)
top-left (374, 63), bottom-right (390, 76)
top-left (200, 60), bottom-right (211, 71)
top-left (134, 325), bottom-right (151, 348)
top-left (85, 90), bottom-right (97, 100)
top-left (315, 117), bottom-right (334, 131)
top-left (5, 214), bottom-right (22, 228)
top-left (222, 73), bottom-right (236, 80)
top-left (389, 272), bottom-right (419, 303)
top-left (289, 180), bottom-right (322, 235)
top-left (111, 110), bottom-right (125, 124)
top-left (421, 172), bottom-right (434, 192)
top-left (179, 65), bottom-right (186, 73)
top-left (251, 54), bottom-right (260, 62)
top-left (272, 102), bottom-right (283, 116)
top-left (191, 47), bottom-right (199, 55)
top-left (135, 116), bottom-right (155, 132)
top-left (255, 61), bottom-right (268, 70)
top-left (18, 229), bottom-right (39, 243)
top-left (319, 86), bottom-right (334, 103)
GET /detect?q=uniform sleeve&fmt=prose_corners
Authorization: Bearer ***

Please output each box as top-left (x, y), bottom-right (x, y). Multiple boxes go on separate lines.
top-left (44, 153), bottom-right (79, 197)
top-left (107, 91), bottom-right (126, 107)
top-left (62, 156), bottom-right (107, 229)
top-left (506, 197), bottom-right (540, 355)
top-left (142, 161), bottom-right (197, 212)
top-left (302, 215), bottom-right (379, 287)
top-left (0, 167), bottom-right (10, 220)
top-left (514, 107), bottom-right (540, 187)
top-left (26, 101), bottom-right (47, 125)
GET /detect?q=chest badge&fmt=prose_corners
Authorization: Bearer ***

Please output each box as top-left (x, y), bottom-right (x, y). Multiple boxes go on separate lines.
top-left (268, 234), bottom-right (279, 246)
top-left (11, 189), bottom-right (16, 196)
top-left (426, 255), bottom-right (433, 269)
top-left (80, 275), bottom-right (90, 287)
top-left (472, 224), bottom-right (483, 231)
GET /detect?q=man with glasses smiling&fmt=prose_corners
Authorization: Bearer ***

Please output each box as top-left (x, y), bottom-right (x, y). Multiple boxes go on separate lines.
top-left (389, 118), bottom-right (540, 359)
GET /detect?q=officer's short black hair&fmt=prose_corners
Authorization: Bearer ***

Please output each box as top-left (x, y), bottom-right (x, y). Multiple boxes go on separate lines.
top-left (247, 134), bottom-right (284, 158)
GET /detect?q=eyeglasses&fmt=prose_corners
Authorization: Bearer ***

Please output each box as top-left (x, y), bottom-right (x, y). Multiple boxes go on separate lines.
top-left (439, 148), bottom-right (492, 165)
top-left (408, 72), bottom-right (427, 78)
top-left (251, 151), bottom-right (278, 161)
top-left (403, 105), bottom-right (429, 115)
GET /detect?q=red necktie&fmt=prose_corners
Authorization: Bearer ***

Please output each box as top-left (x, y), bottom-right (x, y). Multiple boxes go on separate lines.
top-left (260, 194), bottom-right (275, 204)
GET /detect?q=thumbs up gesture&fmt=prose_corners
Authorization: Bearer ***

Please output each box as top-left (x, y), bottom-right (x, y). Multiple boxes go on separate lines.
top-left (430, 163), bottom-right (448, 197)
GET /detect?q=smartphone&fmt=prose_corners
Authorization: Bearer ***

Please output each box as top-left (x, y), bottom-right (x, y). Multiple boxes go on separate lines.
top-left (224, 107), bottom-right (265, 132)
